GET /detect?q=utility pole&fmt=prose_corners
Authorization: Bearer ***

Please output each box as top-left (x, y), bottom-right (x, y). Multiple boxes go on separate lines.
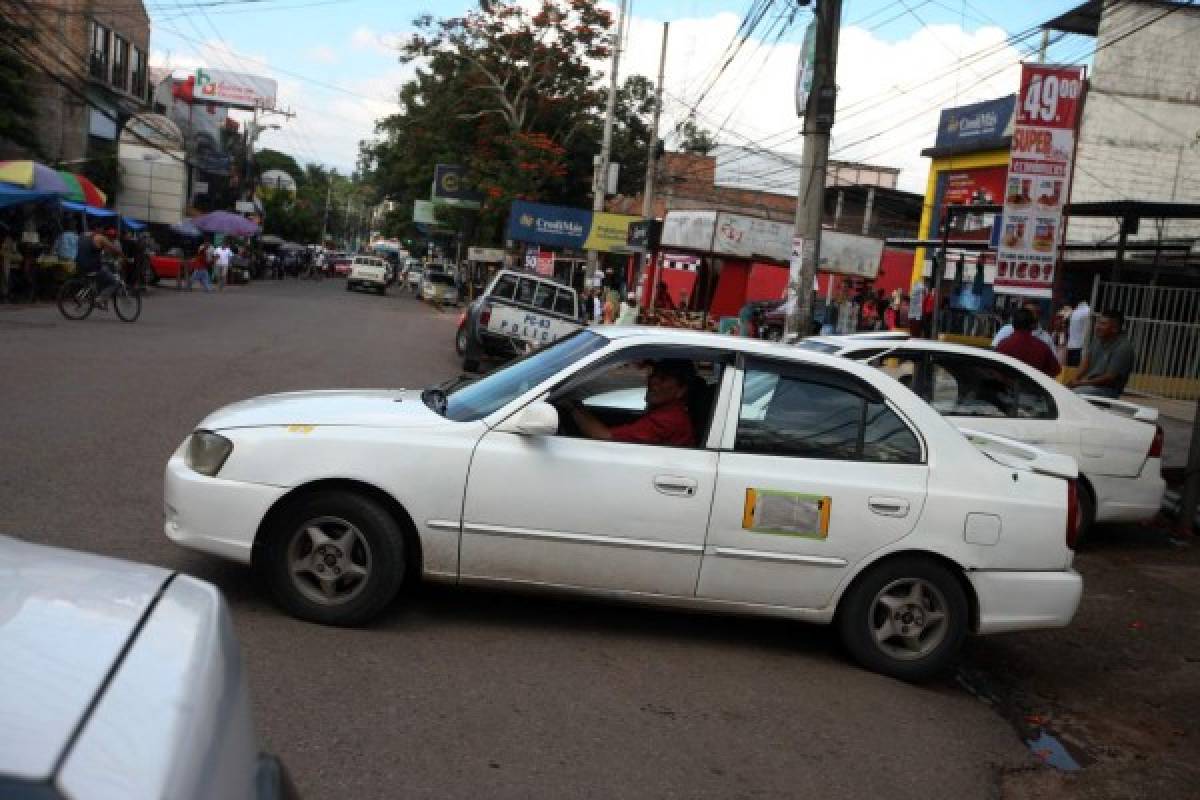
top-left (1180, 397), bottom-right (1200, 537)
top-left (641, 22), bottom-right (669, 303)
top-left (319, 179), bottom-right (332, 245)
top-left (589, 0), bottom-right (630, 274)
top-left (786, 0), bottom-right (842, 340)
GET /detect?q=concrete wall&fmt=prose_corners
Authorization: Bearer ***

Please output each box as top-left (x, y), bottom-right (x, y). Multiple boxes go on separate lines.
top-left (1071, 0), bottom-right (1200, 243)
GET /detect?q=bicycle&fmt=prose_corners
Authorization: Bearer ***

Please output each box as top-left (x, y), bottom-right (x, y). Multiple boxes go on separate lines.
top-left (57, 267), bottom-right (141, 322)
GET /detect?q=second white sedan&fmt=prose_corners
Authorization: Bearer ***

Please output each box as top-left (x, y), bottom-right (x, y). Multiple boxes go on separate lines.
top-left (800, 335), bottom-right (1166, 538)
top-left (164, 328), bottom-right (1083, 681)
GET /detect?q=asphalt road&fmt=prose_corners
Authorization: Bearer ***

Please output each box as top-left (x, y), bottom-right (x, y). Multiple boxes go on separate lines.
top-left (1, 279), bottom-right (1033, 799)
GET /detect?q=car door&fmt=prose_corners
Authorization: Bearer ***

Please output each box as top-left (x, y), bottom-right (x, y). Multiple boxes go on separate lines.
top-left (697, 357), bottom-right (928, 610)
top-left (459, 346), bottom-right (731, 597)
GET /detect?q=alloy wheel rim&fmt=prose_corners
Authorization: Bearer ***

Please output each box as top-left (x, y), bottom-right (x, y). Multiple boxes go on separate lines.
top-left (868, 577), bottom-right (949, 661)
top-left (286, 515), bottom-right (373, 606)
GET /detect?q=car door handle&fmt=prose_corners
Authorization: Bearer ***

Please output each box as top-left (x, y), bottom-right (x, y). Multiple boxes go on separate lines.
top-left (868, 496), bottom-right (910, 517)
top-left (653, 476), bottom-right (698, 497)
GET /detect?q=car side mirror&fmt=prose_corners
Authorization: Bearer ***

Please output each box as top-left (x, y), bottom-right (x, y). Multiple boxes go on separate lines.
top-left (498, 401), bottom-right (559, 436)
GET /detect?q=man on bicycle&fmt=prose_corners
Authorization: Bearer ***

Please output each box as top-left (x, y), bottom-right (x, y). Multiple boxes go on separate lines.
top-left (76, 227), bottom-right (124, 307)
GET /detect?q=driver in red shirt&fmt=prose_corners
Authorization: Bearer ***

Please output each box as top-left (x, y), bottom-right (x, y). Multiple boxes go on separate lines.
top-left (566, 359), bottom-right (696, 447)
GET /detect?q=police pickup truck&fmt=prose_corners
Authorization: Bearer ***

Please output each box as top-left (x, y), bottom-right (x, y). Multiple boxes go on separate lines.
top-left (457, 270), bottom-right (584, 372)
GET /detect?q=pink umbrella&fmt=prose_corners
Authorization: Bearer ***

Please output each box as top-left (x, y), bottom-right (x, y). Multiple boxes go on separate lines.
top-left (191, 210), bottom-right (259, 236)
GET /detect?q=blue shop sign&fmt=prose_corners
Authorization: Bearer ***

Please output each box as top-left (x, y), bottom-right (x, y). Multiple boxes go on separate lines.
top-left (507, 200), bottom-right (592, 249)
top-left (935, 95), bottom-right (1015, 149)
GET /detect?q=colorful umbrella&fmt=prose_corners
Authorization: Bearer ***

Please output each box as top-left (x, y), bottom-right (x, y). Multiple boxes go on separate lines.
top-left (0, 160), bottom-right (70, 194)
top-left (56, 171), bottom-right (107, 207)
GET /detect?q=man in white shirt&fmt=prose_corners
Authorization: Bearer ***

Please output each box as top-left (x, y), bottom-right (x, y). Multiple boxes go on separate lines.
top-left (213, 242), bottom-right (233, 291)
top-left (993, 300), bottom-right (1054, 349)
top-left (1067, 299), bottom-right (1090, 367)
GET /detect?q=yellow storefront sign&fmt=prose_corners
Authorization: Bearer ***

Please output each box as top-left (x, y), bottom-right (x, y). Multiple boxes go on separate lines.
top-left (583, 212), bottom-right (640, 253)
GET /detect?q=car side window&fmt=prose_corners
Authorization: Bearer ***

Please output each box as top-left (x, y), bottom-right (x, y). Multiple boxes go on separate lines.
top-left (736, 366), bottom-right (921, 463)
top-left (515, 278), bottom-right (538, 306)
top-left (929, 354), bottom-right (1054, 419)
top-left (551, 348), bottom-right (730, 447)
top-left (553, 289), bottom-right (575, 317)
top-left (533, 282), bottom-right (557, 311)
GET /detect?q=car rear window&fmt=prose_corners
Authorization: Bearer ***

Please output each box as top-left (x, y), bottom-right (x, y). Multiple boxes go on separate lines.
top-left (428, 274), bottom-right (456, 286)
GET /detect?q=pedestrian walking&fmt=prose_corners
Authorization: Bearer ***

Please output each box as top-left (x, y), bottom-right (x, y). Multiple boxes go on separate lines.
top-left (213, 241), bottom-right (233, 291)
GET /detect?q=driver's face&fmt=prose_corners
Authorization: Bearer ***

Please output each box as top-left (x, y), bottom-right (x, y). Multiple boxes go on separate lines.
top-left (645, 371), bottom-right (687, 408)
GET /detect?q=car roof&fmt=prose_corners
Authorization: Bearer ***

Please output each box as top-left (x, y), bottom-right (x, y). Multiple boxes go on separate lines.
top-left (595, 326), bottom-right (867, 367)
top-left (494, 269), bottom-right (574, 291)
top-left (0, 536), bottom-right (171, 783)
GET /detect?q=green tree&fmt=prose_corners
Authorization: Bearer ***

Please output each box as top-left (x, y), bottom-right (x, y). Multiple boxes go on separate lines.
top-left (677, 117), bottom-right (717, 155)
top-left (362, 0), bottom-right (616, 244)
top-left (0, 15), bottom-right (40, 156)
top-left (255, 148), bottom-right (306, 187)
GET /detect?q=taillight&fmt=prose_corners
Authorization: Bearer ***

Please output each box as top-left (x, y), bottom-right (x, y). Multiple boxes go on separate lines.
top-left (1148, 424), bottom-right (1164, 459)
top-left (480, 304), bottom-right (492, 326)
top-left (457, 311), bottom-right (466, 328)
top-left (1065, 479), bottom-right (1080, 550)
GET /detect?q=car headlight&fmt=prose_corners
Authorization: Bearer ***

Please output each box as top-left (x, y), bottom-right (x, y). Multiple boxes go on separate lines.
top-left (185, 431), bottom-right (233, 476)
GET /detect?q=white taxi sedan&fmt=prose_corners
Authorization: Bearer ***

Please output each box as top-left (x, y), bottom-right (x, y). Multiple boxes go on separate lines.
top-left (799, 335), bottom-right (1166, 538)
top-left (164, 328), bottom-right (1083, 681)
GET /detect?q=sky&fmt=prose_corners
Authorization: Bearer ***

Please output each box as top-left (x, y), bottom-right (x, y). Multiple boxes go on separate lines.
top-left (147, 0), bottom-right (1093, 193)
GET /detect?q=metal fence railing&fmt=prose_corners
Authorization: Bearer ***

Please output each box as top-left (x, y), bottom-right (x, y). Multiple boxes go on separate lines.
top-left (1095, 281), bottom-right (1200, 401)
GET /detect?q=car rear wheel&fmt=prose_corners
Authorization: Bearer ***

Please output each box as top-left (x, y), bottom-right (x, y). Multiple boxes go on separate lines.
top-left (455, 326), bottom-right (468, 355)
top-left (837, 556), bottom-right (967, 682)
top-left (260, 491), bottom-right (406, 626)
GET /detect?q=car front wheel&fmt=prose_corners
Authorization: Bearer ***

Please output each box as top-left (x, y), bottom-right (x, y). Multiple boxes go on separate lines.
top-left (260, 491), bottom-right (407, 626)
top-left (837, 556), bottom-right (967, 682)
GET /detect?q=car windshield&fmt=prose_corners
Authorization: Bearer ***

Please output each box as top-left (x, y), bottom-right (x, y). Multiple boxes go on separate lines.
top-left (428, 274), bottom-right (455, 286)
top-left (437, 331), bottom-right (607, 422)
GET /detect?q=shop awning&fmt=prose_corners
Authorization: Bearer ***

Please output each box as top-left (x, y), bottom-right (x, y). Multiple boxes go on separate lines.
top-left (61, 200), bottom-right (117, 217)
top-left (0, 185), bottom-right (59, 210)
top-left (61, 200), bottom-right (145, 229)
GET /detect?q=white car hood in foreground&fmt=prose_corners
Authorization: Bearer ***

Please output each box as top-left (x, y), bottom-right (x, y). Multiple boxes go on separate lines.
top-left (199, 388), bottom-right (445, 430)
top-left (0, 536), bottom-right (170, 782)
